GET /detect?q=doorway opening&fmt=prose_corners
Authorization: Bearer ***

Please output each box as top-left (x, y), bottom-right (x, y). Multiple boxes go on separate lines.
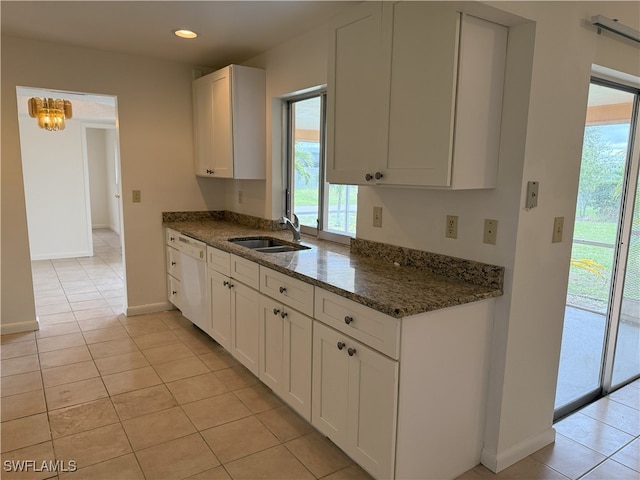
top-left (555, 75), bottom-right (640, 420)
top-left (16, 86), bottom-right (126, 318)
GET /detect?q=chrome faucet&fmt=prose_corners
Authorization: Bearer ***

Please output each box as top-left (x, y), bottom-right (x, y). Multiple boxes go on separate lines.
top-left (279, 213), bottom-right (301, 243)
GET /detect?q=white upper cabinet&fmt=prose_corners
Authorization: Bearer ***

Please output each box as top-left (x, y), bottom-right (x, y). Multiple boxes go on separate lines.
top-left (326, 2), bottom-right (508, 189)
top-left (326, 1), bottom-right (392, 186)
top-left (193, 64), bottom-right (266, 179)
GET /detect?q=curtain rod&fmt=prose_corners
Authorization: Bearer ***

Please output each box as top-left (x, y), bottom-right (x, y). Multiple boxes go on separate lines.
top-left (591, 15), bottom-right (640, 43)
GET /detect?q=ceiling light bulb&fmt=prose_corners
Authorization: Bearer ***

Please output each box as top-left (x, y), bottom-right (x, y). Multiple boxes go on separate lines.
top-left (174, 29), bottom-right (198, 39)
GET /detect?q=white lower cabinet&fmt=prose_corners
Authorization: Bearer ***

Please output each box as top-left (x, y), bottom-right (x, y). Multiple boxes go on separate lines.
top-left (192, 243), bottom-right (495, 480)
top-left (206, 247), bottom-right (260, 376)
top-left (208, 268), bottom-right (232, 349)
top-left (230, 280), bottom-right (261, 376)
top-left (258, 294), bottom-right (313, 420)
top-left (312, 321), bottom-right (398, 480)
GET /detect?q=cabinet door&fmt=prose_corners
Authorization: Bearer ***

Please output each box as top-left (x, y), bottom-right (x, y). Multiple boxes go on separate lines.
top-left (258, 295), bottom-right (284, 393)
top-left (386, 2), bottom-right (460, 187)
top-left (193, 69), bottom-right (233, 178)
top-left (312, 321), bottom-right (350, 449)
top-left (326, 1), bottom-right (391, 186)
top-left (167, 275), bottom-right (183, 311)
top-left (209, 269), bottom-right (232, 349)
top-left (230, 281), bottom-right (260, 375)
top-left (167, 246), bottom-right (181, 280)
top-left (282, 307), bottom-right (312, 421)
top-left (347, 338), bottom-right (398, 480)
top-left (450, 14), bottom-right (507, 189)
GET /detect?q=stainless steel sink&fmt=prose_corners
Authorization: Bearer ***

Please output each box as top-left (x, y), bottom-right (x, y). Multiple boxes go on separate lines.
top-left (228, 237), bottom-right (310, 253)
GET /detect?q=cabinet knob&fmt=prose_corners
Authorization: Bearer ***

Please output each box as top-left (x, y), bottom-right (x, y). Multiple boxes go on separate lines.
top-left (171, 261), bottom-right (176, 266)
top-left (337, 341), bottom-right (345, 350)
top-left (228, 283), bottom-right (234, 289)
top-left (279, 286), bottom-right (287, 294)
top-left (223, 280), bottom-right (229, 287)
top-left (375, 171), bottom-right (384, 180)
top-left (344, 315), bottom-right (353, 325)
top-left (348, 347), bottom-right (357, 357)
top-left (172, 290), bottom-right (177, 295)
top-left (365, 173), bottom-right (373, 182)
top-left (273, 308), bottom-right (280, 315)
top-left (170, 237), bottom-right (176, 241)
top-left (280, 311), bottom-right (288, 319)
top-left (206, 169), bottom-right (214, 174)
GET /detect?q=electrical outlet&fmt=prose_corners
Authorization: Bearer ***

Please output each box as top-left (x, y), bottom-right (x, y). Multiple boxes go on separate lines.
top-left (446, 215), bottom-right (458, 239)
top-left (132, 190), bottom-right (141, 203)
top-left (373, 206), bottom-right (383, 228)
top-left (238, 190), bottom-right (243, 204)
top-left (483, 219), bottom-right (498, 245)
top-left (552, 216), bottom-right (564, 243)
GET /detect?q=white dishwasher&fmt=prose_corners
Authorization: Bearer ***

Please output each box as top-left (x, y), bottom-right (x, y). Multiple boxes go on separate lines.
top-left (166, 230), bottom-right (208, 333)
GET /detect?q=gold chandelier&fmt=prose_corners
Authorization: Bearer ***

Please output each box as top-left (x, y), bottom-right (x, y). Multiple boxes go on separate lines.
top-left (28, 97), bottom-right (73, 131)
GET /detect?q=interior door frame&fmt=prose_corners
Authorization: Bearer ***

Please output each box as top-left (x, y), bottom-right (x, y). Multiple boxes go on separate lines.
top-left (81, 122), bottom-right (122, 238)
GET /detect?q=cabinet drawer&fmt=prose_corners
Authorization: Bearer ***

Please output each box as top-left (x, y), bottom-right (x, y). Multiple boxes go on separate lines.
top-left (260, 267), bottom-right (314, 317)
top-left (207, 246), bottom-right (230, 275)
top-left (230, 254), bottom-right (259, 290)
top-left (166, 228), bottom-right (180, 247)
top-left (314, 289), bottom-right (400, 359)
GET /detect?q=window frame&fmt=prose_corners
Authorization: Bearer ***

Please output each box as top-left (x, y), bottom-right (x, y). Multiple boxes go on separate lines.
top-left (284, 89), bottom-right (354, 244)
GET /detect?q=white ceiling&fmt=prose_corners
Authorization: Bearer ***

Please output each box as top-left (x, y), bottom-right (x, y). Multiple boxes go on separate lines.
top-left (1, 1), bottom-right (357, 68)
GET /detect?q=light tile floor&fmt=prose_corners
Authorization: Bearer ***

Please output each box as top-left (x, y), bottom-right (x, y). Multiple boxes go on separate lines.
top-left (1, 229), bottom-right (638, 479)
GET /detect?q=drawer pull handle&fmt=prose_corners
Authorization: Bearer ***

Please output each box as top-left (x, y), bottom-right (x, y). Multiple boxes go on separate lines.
top-left (279, 286), bottom-right (287, 294)
top-left (337, 342), bottom-right (345, 350)
top-left (348, 347), bottom-right (357, 357)
top-left (280, 311), bottom-right (288, 319)
top-left (273, 308), bottom-right (280, 315)
top-left (344, 315), bottom-right (354, 325)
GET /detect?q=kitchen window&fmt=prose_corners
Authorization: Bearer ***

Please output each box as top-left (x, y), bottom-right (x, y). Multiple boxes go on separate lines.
top-left (285, 91), bottom-right (357, 242)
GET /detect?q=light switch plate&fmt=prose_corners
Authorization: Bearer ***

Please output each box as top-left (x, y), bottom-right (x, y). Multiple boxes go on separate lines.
top-left (132, 190), bottom-right (141, 203)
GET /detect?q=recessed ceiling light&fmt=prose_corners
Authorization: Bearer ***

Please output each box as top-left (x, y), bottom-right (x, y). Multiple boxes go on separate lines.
top-left (174, 29), bottom-right (198, 39)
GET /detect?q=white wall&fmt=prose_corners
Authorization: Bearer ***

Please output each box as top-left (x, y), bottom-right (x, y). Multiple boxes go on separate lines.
top-left (18, 115), bottom-right (93, 260)
top-left (1, 35), bottom-right (226, 330)
top-left (87, 128), bottom-right (110, 229)
top-left (238, 25), bottom-right (330, 220)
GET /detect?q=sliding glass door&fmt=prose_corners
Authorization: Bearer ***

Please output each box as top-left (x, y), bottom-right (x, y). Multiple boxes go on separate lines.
top-left (555, 78), bottom-right (640, 419)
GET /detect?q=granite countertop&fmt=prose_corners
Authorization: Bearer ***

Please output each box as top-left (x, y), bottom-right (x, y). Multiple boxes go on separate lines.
top-left (163, 213), bottom-right (504, 319)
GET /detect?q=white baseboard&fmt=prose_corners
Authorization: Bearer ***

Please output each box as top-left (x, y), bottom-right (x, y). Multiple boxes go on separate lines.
top-left (125, 302), bottom-right (173, 317)
top-left (1, 318), bottom-right (39, 335)
top-left (31, 250), bottom-right (93, 261)
top-left (481, 427), bottom-right (556, 473)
